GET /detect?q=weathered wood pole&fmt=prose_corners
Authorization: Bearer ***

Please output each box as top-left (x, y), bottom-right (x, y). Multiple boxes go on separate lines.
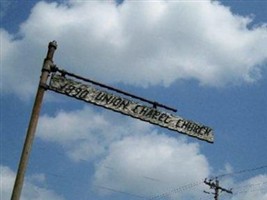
top-left (11, 41), bottom-right (57, 200)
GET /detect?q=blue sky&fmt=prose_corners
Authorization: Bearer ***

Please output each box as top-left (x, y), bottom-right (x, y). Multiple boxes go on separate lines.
top-left (1, 1), bottom-right (267, 200)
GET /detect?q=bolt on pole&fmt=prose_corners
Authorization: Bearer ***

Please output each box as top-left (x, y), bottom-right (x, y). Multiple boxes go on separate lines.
top-left (10, 41), bottom-right (57, 200)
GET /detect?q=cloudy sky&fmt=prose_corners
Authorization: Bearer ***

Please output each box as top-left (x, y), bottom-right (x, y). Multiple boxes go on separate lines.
top-left (1, 0), bottom-right (267, 200)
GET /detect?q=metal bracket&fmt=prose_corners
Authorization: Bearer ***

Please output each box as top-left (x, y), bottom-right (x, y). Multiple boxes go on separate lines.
top-left (153, 102), bottom-right (158, 109)
top-left (41, 66), bottom-right (50, 73)
top-left (39, 82), bottom-right (49, 90)
top-left (50, 64), bottom-right (58, 73)
top-left (60, 70), bottom-right (67, 77)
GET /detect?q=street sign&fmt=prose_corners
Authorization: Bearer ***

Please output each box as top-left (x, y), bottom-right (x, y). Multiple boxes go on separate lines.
top-left (49, 74), bottom-right (214, 143)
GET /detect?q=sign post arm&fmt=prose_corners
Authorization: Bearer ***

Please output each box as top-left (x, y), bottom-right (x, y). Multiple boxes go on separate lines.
top-left (10, 41), bottom-right (57, 200)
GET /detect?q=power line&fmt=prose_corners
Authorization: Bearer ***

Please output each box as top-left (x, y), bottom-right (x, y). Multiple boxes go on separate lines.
top-left (6, 131), bottom-right (267, 199)
top-left (148, 180), bottom-right (203, 200)
top-left (42, 166), bottom-right (267, 200)
top-left (94, 185), bottom-right (147, 199)
top-left (216, 164), bottom-right (267, 179)
top-left (233, 180), bottom-right (267, 190)
top-left (234, 186), bottom-right (267, 195)
top-left (149, 164), bottom-right (267, 200)
top-left (103, 165), bottom-right (167, 184)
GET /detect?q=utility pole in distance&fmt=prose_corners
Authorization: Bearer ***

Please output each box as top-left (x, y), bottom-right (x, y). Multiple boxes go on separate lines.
top-left (204, 178), bottom-right (233, 200)
top-left (11, 41), bottom-right (57, 200)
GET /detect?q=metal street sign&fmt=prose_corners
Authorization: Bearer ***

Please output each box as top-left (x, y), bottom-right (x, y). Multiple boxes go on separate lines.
top-left (49, 74), bottom-right (214, 143)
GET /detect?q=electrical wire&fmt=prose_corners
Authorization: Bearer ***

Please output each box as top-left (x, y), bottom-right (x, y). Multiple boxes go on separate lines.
top-left (23, 139), bottom-right (267, 199)
top-left (234, 186), bottom-right (267, 195)
top-left (233, 180), bottom-right (267, 190)
top-left (216, 164), bottom-right (267, 179)
top-left (6, 129), bottom-right (267, 200)
top-left (149, 164), bottom-right (267, 200)
top-left (148, 180), bottom-right (204, 200)
top-left (94, 185), bottom-right (147, 199)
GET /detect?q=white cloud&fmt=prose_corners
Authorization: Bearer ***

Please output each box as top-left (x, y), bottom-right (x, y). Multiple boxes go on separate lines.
top-left (93, 133), bottom-right (210, 199)
top-left (37, 106), bottom-right (211, 199)
top-left (37, 106), bottom-right (152, 162)
top-left (1, 0), bottom-right (267, 99)
top-left (36, 100), bottom-right (267, 200)
top-left (0, 165), bottom-right (64, 200)
top-left (231, 175), bottom-right (267, 200)
top-left (0, 28), bottom-right (45, 100)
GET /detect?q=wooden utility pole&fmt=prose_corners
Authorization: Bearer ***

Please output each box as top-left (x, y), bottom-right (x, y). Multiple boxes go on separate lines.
top-left (204, 178), bottom-right (232, 200)
top-left (10, 41), bottom-right (57, 200)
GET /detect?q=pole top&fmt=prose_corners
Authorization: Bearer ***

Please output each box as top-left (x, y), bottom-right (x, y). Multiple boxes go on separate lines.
top-left (49, 40), bottom-right (57, 49)
top-left (45, 41), bottom-right (57, 61)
